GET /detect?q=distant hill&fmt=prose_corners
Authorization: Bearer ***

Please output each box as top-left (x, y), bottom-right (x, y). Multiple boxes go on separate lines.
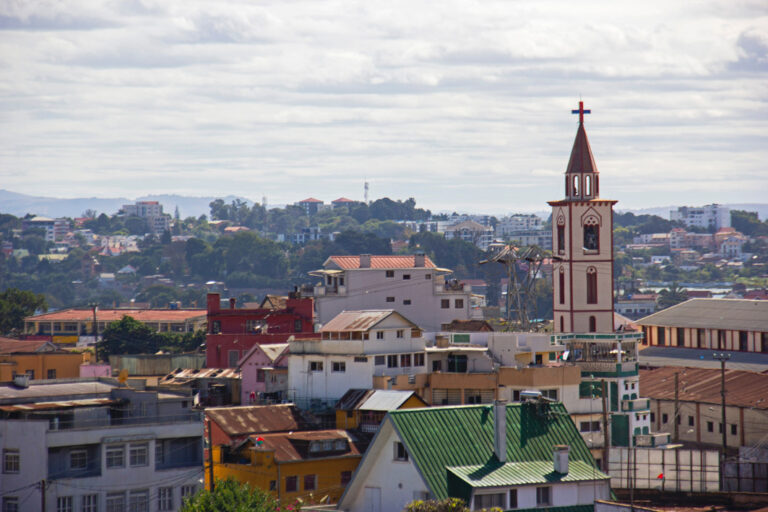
top-left (0, 190), bottom-right (254, 219)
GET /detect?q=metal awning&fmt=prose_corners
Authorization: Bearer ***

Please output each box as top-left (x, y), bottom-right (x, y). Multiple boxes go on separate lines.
top-left (308, 269), bottom-right (344, 277)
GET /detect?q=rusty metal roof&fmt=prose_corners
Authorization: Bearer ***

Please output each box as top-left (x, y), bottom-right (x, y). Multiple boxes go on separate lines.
top-left (159, 367), bottom-right (240, 384)
top-left (326, 255), bottom-right (436, 270)
top-left (320, 310), bottom-right (416, 333)
top-left (0, 397), bottom-right (117, 412)
top-left (639, 366), bottom-right (768, 410)
top-left (0, 338), bottom-right (59, 354)
top-left (248, 429), bottom-right (363, 462)
top-left (26, 308), bottom-right (206, 323)
top-left (206, 404), bottom-right (308, 437)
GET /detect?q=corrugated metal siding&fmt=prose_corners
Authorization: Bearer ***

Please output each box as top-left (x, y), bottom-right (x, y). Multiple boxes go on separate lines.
top-left (389, 403), bottom-right (597, 500)
top-left (447, 460), bottom-right (609, 487)
top-left (109, 354), bottom-right (205, 376)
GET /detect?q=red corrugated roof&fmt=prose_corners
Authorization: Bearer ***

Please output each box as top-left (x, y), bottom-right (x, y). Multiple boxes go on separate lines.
top-left (332, 197), bottom-right (356, 203)
top-left (298, 197), bottom-right (323, 203)
top-left (251, 429), bottom-right (363, 462)
top-left (26, 309), bottom-right (206, 322)
top-left (327, 255), bottom-right (435, 269)
top-left (639, 366), bottom-right (768, 410)
top-left (206, 404), bottom-right (308, 437)
top-left (0, 338), bottom-right (55, 354)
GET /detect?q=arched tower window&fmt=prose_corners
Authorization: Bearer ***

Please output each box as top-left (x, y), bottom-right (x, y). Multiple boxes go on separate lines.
top-left (565, 176), bottom-right (570, 197)
top-left (583, 217), bottom-right (600, 252)
top-left (572, 175), bottom-right (579, 197)
top-left (586, 267), bottom-right (598, 304)
top-left (585, 175), bottom-right (592, 197)
top-left (557, 214), bottom-right (566, 255)
top-left (589, 316), bottom-right (596, 332)
top-left (558, 267), bottom-right (565, 305)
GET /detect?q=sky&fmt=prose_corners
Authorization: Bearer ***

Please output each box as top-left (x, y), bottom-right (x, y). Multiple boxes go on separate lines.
top-left (1, 0), bottom-right (766, 215)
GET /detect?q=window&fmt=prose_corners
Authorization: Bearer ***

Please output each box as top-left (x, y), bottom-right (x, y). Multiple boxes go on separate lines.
top-left (414, 353), bottom-right (425, 366)
top-left (341, 470), bottom-right (352, 485)
top-left (397, 330), bottom-right (404, 339)
top-left (584, 223), bottom-right (599, 251)
top-left (441, 299), bottom-right (450, 309)
top-left (211, 321), bottom-right (221, 334)
top-left (432, 360), bottom-right (442, 372)
top-left (731, 424), bottom-right (737, 436)
top-left (386, 270), bottom-right (394, 278)
top-left (662, 413), bottom-right (669, 424)
top-left (573, 175), bottom-right (579, 196)
top-left (387, 355), bottom-right (398, 368)
top-left (698, 328), bottom-right (706, 349)
top-left (425, 273), bottom-right (432, 280)
top-left (580, 421), bottom-right (601, 432)
top-left (57, 496), bottom-right (73, 512)
top-left (589, 316), bottom-right (596, 333)
top-left (762, 332), bottom-right (768, 353)
top-left (106, 493), bottom-right (126, 512)
top-left (586, 267), bottom-right (598, 304)
top-left (128, 489), bottom-right (149, 512)
top-left (354, 356), bottom-right (368, 363)
top-left (650, 412), bottom-right (656, 423)
top-left (394, 442), bottom-right (408, 461)
top-left (374, 355), bottom-right (385, 366)
top-left (559, 270), bottom-right (565, 304)
top-left (82, 494), bottom-right (98, 512)
top-left (707, 421), bottom-right (714, 432)
top-left (107, 445), bottom-right (125, 469)
top-left (688, 416), bottom-right (694, 426)
top-left (455, 299), bottom-right (464, 309)
top-left (304, 474), bottom-right (317, 491)
top-left (403, 274), bottom-right (411, 280)
top-left (47, 369), bottom-right (57, 379)
top-left (285, 476), bottom-right (298, 492)
top-left (332, 361), bottom-right (346, 373)
top-left (509, 489), bottom-right (518, 508)
top-left (739, 331), bottom-right (748, 352)
top-left (3, 450), bottom-right (19, 474)
top-left (585, 175), bottom-right (592, 196)
top-left (447, 354), bottom-right (467, 373)
top-left (557, 225), bottom-right (565, 254)
top-left (294, 319), bottom-right (302, 331)
top-left (269, 481), bottom-right (277, 491)
top-left (180, 486), bottom-right (196, 500)
top-left (536, 486), bottom-right (551, 506)
top-left (403, 299), bottom-right (411, 305)
top-left (541, 389), bottom-right (558, 400)
top-left (474, 493), bottom-right (505, 508)
top-left (2, 498), bottom-right (19, 512)
top-left (129, 443), bottom-right (148, 467)
top-left (400, 354), bottom-right (412, 367)
top-left (70, 450), bottom-right (87, 470)
top-left (376, 331), bottom-right (384, 340)
top-left (256, 369), bottom-right (266, 382)
top-left (228, 350), bottom-right (240, 367)
top-left (386, 296), bottom-right (395, 302)
top-left (719, 423), bottom-right (723, 434)
top-left (158, 488), bottom-right (173, 511)
top-left (309, 361), bottom-right (323, 372)
top-left (657, 327), bottom-right (666, 346)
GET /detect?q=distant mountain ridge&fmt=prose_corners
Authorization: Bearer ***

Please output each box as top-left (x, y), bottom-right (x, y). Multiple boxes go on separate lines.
top-left (0, 190), bottom-right (253, 219)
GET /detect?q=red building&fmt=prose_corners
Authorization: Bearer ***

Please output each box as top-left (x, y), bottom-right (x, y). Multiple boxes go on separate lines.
top-left (206, 292), bottom-right (316, 368)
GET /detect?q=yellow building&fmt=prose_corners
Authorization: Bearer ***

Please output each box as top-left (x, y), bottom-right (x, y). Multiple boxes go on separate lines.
top-left (334, 389), bottom-right (427, 431)
top-left (0, 338), bottom-right (83, 381)
top-left (209, 429), bottom-right (364, 505)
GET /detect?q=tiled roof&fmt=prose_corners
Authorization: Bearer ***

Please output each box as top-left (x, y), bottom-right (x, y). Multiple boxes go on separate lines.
top-left (636, 299), bottom-right (768, 331)
top-left (447, 460), bottom-right (609, 488)
top-left (388, 403), bottom-right (598, 500)
top-left (566, 122), bottom-right (597, 174)
top-left (237, 343), bottom-right (289, 367)
top-left (0, 338), bottom-right (58, 354)
top-left (320, 310), bottom-right (416, 333)
top-left (206, 404), bottom-right (308, 437)
top-left (298, 197), bottom-right (323, 203)
top-left (639, 366), bottom-right (768, 410)
top-left (26, 308), bottom-right (206, 323)
top-left (326, 255), bottom-right (436, 270)
top-left (250, 429), bottom-right (363, 462)
top-left (332, 197), bottom-right (356, 203)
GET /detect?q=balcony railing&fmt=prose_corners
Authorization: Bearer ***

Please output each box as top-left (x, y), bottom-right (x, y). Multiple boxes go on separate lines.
top-left (47, 412), bottom-right (202, 432)
top-left (621, 398), bottom-right (650, 412)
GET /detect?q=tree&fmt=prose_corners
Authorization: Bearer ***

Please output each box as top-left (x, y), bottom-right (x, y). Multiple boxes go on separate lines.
top-left (180, 478), bottom-right (297, 512)
top-left (99, 315), bottom-right (158, 358)
top-left (0, 288), bottom-right (48, 335)
top-left (657, 283), bottom-right (689, 310)
top-left (404, 498), bottom-right (501, 512)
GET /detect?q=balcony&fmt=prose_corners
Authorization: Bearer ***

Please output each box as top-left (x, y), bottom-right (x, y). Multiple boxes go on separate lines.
top-left (621, 398), bottom-right (650, 412)
top-left (313, 284), bottom-right (347, 297)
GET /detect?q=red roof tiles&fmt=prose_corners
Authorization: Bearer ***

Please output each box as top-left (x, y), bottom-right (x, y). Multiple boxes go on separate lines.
top-left (327, 255), bottom-right (435, 269)
top-left (206, 404), bottom-right (308, 437)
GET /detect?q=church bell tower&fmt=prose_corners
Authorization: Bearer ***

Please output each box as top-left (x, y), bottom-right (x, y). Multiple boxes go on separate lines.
top-left (549, 102), bottom-right (616, 334)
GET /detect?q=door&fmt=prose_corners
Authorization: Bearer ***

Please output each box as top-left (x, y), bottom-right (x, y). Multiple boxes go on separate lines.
top-left (364, 487), bottom-right (382, 512)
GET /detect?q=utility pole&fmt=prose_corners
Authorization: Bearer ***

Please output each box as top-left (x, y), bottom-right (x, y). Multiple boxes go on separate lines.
top-left (713, 352), bottom-right (730, 491)
top-left (601, 380), bottom-right (609, 470)
top-left (40, 479), bottom-right (46, 512)
top-left (674, 372), bottom-right (679, 443)
top-left (207, 418), bottom-right (215, 492)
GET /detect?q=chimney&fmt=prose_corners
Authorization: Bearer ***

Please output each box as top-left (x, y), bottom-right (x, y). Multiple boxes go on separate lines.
top-left (414, 252), bottom-right (426, 268)
top-left (493, 400), bottom-right (507, 463)
top-left (207, 293), bottom-right (220, 314)
top-left (553, 444), bottom-right (570, 474)
top-left (359, 254), bottom-right (371, 268)
top-left (229, 297), bottom-right (236, 309)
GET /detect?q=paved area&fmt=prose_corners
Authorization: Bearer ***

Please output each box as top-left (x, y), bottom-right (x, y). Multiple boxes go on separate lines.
top-left (639, 346), bottom-right (768, 373)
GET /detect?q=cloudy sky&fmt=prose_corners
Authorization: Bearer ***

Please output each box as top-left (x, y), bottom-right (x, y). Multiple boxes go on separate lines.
top-left (1, 0), bottom-right (766, 214)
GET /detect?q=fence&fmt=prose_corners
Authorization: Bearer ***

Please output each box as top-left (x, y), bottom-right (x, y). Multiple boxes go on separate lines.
top-left (608, 447), bottom-right (719, 492)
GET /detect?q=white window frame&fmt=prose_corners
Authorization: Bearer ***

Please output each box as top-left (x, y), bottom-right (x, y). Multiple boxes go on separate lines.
top-left (536, 486), bottom-right (551, 506)
top-left (106, 445), bottom-right (125, 469)
top-left (82, 494), bottom-right (98, 512)
top-left (309, 361), bottom-right (323, 372)
top-left (2, 449), bottom-right (19, 474)
top-left (106, 492), bottom-right (126, 512)
top-left (394, 441), bottom-right (408, 462)
top-left (69, 449), bottom-right (87, 470)
top-left (158, 487), bottom-right (174, 511)
top-left (56, 496), bottom-right (73, 512)
top-left (129, 443), bottom-right (148, 467)
top-left (128, 489), bottom-right (149, 512)
top-left (331, 361), bottom-right (346, 373)
top-left (180, 485), bottom-right (197, 500)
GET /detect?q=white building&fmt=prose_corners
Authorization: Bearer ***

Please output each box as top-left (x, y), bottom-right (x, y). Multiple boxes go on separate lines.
top-left (670, 204), bottom-right (730, 231)
top-left (22, 216), bottom-right (69, 242)
top-left (0, 378), bottom-right (203, 512)
top-left (310, 254), bottom-right (477, 332)
top-left (121, 201), bottom-right (172, 235)
top-left (444, 220), bottom-right (494, 250)
top-left (496, 214), bottom-right (543, 235)
top-left (287, 310), bottom-right (429, 408)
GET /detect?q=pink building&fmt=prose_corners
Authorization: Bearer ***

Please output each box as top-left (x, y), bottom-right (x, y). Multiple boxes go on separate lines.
top-left (238, 343), bottom-right (289, 404)
top-left (79, 363), bottom-right (112, 378)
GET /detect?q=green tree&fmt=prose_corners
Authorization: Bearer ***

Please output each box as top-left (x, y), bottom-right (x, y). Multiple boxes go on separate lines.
top-left (0, 288), bottom-right (48, 335)
top-left (99, 315), bottom-right (157, 358)
top-left (404, 498), bottom-right (501, 512)
top-left (657, 283), bottom-right (689, 310)
top-left (180, 478), bottom-right (295, 512)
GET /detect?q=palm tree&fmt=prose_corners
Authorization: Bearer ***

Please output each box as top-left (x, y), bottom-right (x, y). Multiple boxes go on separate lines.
top-left (657, 282), bottom-right (688, 310)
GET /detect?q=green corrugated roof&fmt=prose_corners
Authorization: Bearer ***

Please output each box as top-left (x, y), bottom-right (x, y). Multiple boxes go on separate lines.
top-left (388, 402), bottom-right (599, 500)
top-left (448, 460), bottom-right (609, 488)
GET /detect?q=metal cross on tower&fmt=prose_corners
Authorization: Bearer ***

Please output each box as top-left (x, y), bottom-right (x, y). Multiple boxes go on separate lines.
top-left (571, 100), bottom-right (591, 124)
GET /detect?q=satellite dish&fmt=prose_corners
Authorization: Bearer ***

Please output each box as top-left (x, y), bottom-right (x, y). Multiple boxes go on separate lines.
top-left (118, 369), bottom-right (129, 385)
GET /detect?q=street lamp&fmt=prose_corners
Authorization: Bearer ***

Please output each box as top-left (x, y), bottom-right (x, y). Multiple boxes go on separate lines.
top-left (713, 352), bottom-right (731, 491)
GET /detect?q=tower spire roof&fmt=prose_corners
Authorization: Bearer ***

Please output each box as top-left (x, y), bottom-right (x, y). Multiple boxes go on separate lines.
top-left (566, 101), bottom-right (597, 174)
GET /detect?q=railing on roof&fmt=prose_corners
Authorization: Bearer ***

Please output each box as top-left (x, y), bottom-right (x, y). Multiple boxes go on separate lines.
top-left (43, 411), bottom-right (203, 432)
